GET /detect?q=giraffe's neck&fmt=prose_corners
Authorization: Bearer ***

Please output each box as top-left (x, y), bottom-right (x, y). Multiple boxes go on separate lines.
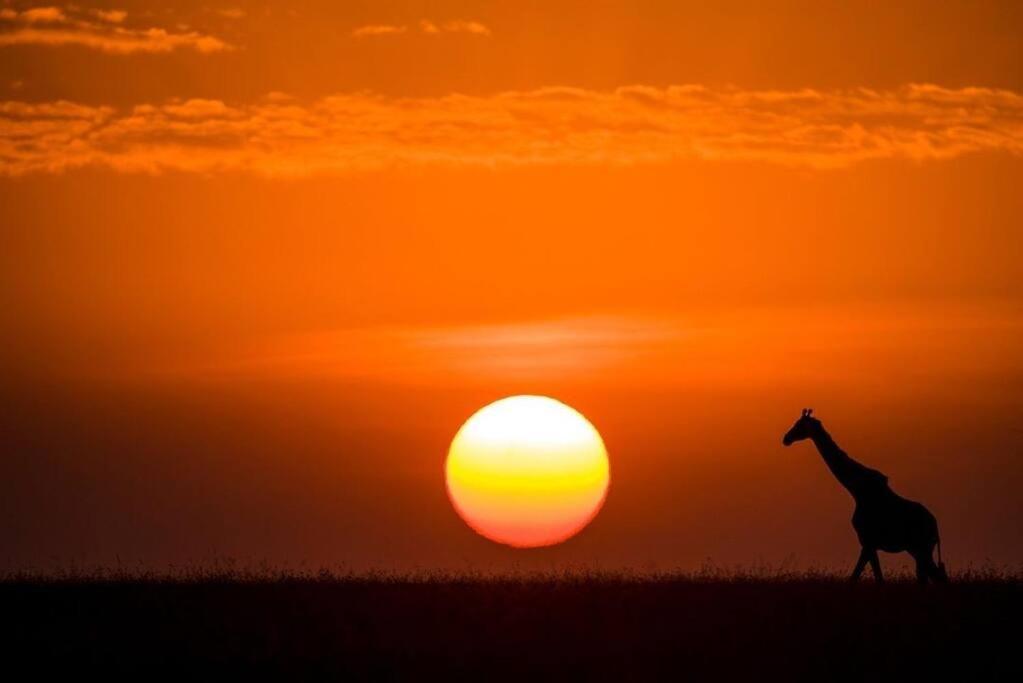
top-left (809, 427), bottom-right (869, 498)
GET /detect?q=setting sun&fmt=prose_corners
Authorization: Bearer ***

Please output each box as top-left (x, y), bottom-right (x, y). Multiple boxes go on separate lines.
top-left (445, 396), bottom-right (610, 548)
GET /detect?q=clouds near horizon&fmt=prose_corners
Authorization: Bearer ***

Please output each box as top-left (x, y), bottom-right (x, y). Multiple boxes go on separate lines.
top-left (352, 19), bottom-right (491, 38)
top-left (1, 84), bottom-right (1020, 176)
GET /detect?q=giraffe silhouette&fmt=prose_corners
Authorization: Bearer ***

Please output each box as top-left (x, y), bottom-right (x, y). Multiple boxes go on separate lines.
top-left (782, 409), bottom-right (948, 584)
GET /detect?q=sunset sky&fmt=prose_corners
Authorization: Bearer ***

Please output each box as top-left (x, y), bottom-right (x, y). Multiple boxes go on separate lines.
top-left (2, 1), bottom-right (1021, 572)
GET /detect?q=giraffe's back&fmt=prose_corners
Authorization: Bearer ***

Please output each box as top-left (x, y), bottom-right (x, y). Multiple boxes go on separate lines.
top-left (852, 491), bottom-right (938, 553)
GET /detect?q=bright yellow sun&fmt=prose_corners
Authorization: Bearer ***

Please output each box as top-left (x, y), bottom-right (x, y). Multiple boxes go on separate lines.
top-left (445, 395), bottom-right (610, 548)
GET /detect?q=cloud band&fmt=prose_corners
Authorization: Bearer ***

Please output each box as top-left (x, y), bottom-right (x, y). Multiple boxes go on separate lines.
top-left (0, 85), bottom-right (1020, 176)
top-left (0, 5), bottom-right (231, 54)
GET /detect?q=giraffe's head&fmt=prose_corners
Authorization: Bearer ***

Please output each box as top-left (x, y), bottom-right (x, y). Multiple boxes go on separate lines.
top-left (782, 408), bottom-right (821, 446)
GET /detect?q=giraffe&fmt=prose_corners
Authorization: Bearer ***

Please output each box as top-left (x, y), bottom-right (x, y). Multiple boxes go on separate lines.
top-left (782, 409), bottom-right (948, 584)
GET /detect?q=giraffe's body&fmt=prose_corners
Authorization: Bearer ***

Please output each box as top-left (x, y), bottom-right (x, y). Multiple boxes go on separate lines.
top-left (783, 410), bottom-right (948, 584)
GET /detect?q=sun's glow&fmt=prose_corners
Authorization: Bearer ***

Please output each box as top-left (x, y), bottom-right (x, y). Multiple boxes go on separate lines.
top-left (445, 395), bottom-right (610, 548)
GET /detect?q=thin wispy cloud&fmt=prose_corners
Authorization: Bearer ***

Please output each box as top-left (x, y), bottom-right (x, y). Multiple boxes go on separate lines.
top-left (213, 8), bottom-right (245, 20)
top-left (102, 304), bottom-right (1023, 386)
top-left (112, 315), bottom-right (690, 384)
top-left (419, 19), bottom-right (491, 36)
top-left (352, 19), bottom-right (491, 38)
top-left (91, 9), bottom-right (127, 24)
top-left (14, 6), bottom-right (66, 23)
top-left (0, 5), bottom-right (232, 54)
top-left (1, 85), bottom-right (1020, 176)
top-left (351, 24), bottom-right (408, 38)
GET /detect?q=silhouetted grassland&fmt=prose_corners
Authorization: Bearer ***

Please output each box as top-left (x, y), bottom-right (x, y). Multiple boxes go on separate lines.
top-left (2, 567), bottom-right (1020, 680)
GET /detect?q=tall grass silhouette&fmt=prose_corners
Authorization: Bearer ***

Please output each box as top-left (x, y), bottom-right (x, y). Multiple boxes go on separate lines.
top-left (3, 564), bottom-right (1021, 678)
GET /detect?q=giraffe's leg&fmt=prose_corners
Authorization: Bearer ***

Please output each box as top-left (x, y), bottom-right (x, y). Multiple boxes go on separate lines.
top-left (850, 547), bottom-right (870, 582)
top-left (867, 550), bottom-right (884, 583)
top-left (933, 558), bottom-right (949, 584)
top-left (913, 553), bottom-right (930, 585)
top-left (913, 547), bottom-right (945, 585)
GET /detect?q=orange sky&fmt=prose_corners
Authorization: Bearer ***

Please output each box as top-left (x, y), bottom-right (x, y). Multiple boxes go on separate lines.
top-left (1, 1), bottom-right (1021, 572)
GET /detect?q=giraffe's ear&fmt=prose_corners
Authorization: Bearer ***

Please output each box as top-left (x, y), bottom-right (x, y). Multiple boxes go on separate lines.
top-left (807, 408), bottom-right (814, 417)
top-left (801, 408), bottom-right (808, 417)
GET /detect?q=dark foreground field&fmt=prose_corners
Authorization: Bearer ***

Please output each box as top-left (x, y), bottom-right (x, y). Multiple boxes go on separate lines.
top-left (3, 572), bottom-right (1021, 680)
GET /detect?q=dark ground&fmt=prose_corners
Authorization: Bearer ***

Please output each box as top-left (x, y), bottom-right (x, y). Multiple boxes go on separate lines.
top-left (2, 572), bottom-right (1021, 680)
